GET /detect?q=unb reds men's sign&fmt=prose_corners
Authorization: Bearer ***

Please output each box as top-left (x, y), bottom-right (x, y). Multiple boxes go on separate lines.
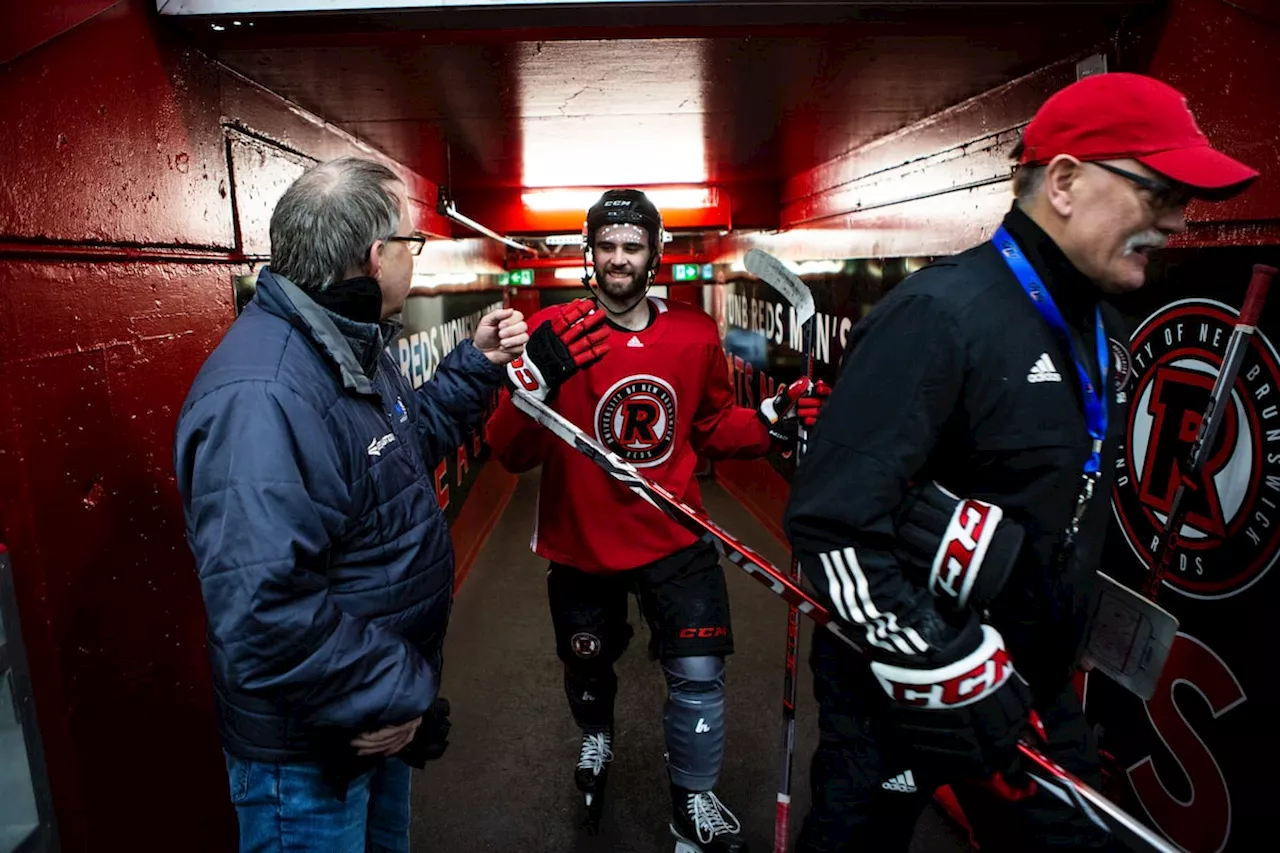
top-left (1093, 249), bottom-right (1280, 853)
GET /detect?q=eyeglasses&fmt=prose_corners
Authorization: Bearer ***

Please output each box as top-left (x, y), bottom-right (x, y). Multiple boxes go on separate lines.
top-left (386, 233), bottom-right (427, 256)
top-left (1089, 162), bottom-right (1192, 210)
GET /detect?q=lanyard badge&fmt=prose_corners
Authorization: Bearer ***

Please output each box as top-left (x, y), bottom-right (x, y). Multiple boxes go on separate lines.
top-left (993, 226), bottom-right (1109, 548)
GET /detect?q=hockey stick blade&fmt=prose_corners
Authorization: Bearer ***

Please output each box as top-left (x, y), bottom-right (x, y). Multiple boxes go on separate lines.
top-left (744, 249), bottom-right (816, 328)
top-left (509, 389), bottom-right (1176, 853)
top-left (1081, 572), bottom-right (1178, 700)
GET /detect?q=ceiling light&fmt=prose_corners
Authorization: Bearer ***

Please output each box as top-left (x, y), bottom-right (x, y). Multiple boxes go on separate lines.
top-left (522, 187), bottom-right (715, 213)
top-left (412, 272), bottom-right (479, 287)
top-left (544, 233), bottom-right (585, 246)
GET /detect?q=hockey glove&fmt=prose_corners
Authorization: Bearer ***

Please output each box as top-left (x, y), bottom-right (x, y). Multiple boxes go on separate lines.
top-left (757, 378), bottom-right (832, 447)
top-left (895, 482), bottom-right (1025, 611)
top-left (507, 298), bottom-right (610, 402)
top-left (872, 620), bottom-right (1032, 782)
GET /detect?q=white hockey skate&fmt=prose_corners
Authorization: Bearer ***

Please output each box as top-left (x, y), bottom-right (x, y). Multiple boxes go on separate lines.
top-left (670, 789), bottom-right (747, 853)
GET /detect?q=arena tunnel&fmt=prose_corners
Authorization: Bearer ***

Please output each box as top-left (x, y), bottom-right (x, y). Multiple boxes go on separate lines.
top-left (1, 0), bottom-right (1279, 850)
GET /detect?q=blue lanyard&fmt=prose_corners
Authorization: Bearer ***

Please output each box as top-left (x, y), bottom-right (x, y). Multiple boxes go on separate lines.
top-left (993, 226), bottom-right (1108, 476)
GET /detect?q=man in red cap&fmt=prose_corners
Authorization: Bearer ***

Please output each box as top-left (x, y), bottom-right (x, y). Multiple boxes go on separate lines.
top-left (784, 72), bottom-right (1257, 852)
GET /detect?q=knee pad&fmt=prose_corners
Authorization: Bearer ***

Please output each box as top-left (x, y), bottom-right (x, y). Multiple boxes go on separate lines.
top-left (662, 654), bottom-right (725, 694)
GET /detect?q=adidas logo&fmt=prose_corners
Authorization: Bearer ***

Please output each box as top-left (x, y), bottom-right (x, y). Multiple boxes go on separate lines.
top-left (627, 336), bottom-right (644, 348)
top-left (1027, 352), bottom-right (1062, 383)
top-left (881, 769), bottom-right (917, 794)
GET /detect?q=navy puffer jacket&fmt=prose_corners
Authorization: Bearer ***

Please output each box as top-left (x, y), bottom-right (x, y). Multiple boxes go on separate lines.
top-left (175, 269), bottom-right (503, 762)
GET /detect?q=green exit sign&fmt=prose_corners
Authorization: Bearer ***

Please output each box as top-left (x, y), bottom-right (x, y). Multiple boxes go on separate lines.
top-left (504, 269), bottom-right (534, 286)
top-left (673, 264), bottom-right (699, 282)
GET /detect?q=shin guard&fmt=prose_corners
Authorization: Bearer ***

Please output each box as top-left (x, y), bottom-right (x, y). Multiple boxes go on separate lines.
top-left (565, 664), bottom-right (617, 733)
top-left (662, 655), bottom-right (726, 791)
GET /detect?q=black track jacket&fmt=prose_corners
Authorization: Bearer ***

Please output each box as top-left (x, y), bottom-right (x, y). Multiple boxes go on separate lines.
top-left (784, 205), bottom-right (1131, 699)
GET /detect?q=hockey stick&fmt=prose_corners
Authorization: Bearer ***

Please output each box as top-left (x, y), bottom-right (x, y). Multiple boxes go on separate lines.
top-left (509, 389), bottom-right (1179, 853)
top-left (1077, 264), bottom-right (1275, 699)
top-left (1143, 263), bottom-right (1277, 599)
top-left (743, 248), bottom-right (815, 853)
top-left (744, 249), bottom-right (817, 336)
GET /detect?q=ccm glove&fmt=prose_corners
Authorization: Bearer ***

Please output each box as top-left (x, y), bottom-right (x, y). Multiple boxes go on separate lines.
top-left (895, 482), bottom-right (1025, 610)
top-left (872, 620), bottom-right (1032, 781)
top-left (757, 378), bottom-right (832, 447)
top-left (507, 298), bottom-right (609, 402)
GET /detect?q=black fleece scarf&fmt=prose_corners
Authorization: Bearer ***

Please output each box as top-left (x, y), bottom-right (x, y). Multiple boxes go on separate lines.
top-left (310, 276), bottom-right (386, 378)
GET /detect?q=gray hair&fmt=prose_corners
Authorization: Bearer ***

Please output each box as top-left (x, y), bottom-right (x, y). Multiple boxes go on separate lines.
top-left (1009, 136), bottom-right (1046, 203)
top-left (1013, 164), bottom-right (1047, 201)
top-left (269, 156), bottom-right (403, 292)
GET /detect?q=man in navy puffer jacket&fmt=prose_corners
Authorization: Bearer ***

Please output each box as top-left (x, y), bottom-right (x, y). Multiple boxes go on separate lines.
top-left (174, 156), bottom-right (528, 853)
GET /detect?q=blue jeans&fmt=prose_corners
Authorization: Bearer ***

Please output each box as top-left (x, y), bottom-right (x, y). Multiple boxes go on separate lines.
top-left (224, 752), bottom-right (412, 853)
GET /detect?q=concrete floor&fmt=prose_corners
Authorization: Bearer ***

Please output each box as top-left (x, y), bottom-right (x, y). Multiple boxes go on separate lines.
top-left (409, 468), bottom-right (971, 852)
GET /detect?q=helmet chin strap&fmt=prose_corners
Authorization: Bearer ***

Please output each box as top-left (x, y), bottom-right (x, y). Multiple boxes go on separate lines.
top-left (582, 250), bottom-right (655, 317)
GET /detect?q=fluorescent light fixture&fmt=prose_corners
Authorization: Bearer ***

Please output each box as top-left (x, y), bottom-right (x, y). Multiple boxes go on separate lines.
top-left (521, 104), bottom-right (708, 188)
top-left (412, 272), bottom-right (479, 287)
top-left (730, 258), bottom-right (846, 276)
top-left (555, 267), bottom-right (588, 281)
top-left (522, 187), bottom-right (714, 212)
top-left (544, 233), bottom-right (586, 247)
top-left (793, 260), bottom-right (846, 275)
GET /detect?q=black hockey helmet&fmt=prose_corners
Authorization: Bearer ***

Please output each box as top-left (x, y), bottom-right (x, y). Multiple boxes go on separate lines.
top-left (582, 189), bottom-right (664, 271)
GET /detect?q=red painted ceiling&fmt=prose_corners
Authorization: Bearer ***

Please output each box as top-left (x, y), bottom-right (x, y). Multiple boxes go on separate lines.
top-left (165, 1), bottom-right (1158, 226)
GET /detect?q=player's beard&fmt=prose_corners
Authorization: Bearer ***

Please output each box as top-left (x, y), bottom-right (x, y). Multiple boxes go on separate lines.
top-left (594, 266), bottom-right (647, 305)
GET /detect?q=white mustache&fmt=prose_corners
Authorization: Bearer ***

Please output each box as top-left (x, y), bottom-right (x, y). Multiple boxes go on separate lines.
top-left (1124, 231), bottom-right (1168, 255)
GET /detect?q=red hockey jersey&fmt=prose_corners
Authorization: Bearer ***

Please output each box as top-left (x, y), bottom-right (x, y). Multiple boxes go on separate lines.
top-left (486, 297), bottom-right (773, 573)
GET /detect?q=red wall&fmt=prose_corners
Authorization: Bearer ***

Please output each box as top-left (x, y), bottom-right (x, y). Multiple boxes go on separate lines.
top-left (0, 3), bottom-right (449, 849)
top-left (2, 0), bottom-right (1277, 850)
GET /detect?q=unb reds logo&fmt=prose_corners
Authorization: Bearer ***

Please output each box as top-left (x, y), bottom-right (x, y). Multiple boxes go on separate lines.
top-left (596, 374), bottom-right (678, 467)
top-left (1113, 298), bottom-right (1280, 599)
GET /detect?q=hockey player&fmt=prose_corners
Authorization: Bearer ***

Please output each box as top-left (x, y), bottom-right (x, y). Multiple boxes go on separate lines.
top-left (783, 73), bottom-right (1258, 852)
top-left (487, 188), bottom-right (829, 852)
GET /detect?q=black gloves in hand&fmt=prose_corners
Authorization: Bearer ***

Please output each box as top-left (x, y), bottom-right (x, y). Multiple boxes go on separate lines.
top-left (872, 622), bottom-right (1032, 781)
top-left (757, 377), bottom-right (832, 447)
top-left (397, 697), bottom-right (452, 768)
top-left (507, 298), bottom-right (609, 402)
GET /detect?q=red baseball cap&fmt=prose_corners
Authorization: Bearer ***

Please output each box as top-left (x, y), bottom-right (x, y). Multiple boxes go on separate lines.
top-left (1019, 72), bottom-right (1258, 199)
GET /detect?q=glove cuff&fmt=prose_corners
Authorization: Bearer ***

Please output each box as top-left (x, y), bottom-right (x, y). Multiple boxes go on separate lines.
top-left (927, 487), bottom-right (1004, 608)
top-left (757, 393), bottom-right (785, 426)
top-left (897, 482), bottom-right (1024, 610)
top-left (507, 354), bottom-right (553, 402)
top-left (870, 624), bottom-right (1016, 710)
